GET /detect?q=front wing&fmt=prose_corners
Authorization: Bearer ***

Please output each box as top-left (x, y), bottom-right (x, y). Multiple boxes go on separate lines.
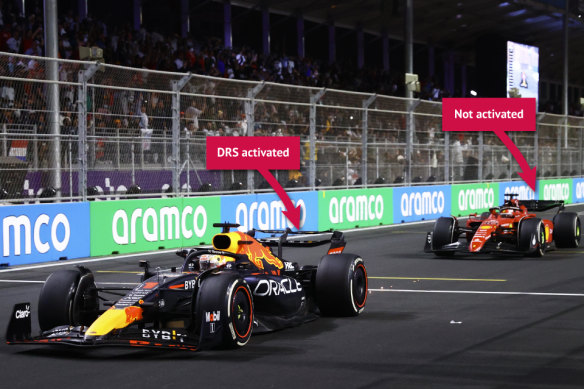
top-left (6, 303), bottom-right (199, 351)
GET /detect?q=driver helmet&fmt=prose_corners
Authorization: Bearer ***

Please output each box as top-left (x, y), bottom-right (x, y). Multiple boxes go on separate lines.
top-left (199, 254), bottom-right (230, 271)
top-left (501, 208), bottom-right (514, 216)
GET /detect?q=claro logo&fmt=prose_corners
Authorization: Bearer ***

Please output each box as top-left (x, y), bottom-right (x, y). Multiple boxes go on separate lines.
top-left (458, 188), bottom-right (495, 211)
top-left (112, 205), bottom-right (207, 244)
top-left (504, 186), bottom-right (535, 200)
top-left (329, 195), bottom-right (384, 224)
top-left (543, 183), bottom-right (570, 201)
top-left (235, 200), bottom-right (306, 231)
top-left (400, 191), bottom-right (445, 217)
top-left (3, 214), bottom-right (70, 257)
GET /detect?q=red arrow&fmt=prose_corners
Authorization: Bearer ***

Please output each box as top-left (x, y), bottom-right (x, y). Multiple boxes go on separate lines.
top-left (493, 128), bottom-right (537, 191)
top-left (257, 168), bottom-right (302, 229)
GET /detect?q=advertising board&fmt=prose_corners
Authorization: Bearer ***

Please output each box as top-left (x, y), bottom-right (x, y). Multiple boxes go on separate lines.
top-left (90, 197), bottom-right (221, 256)
top-left (220, 192), bottom-right (318, 232)
top-left (393, 185), bottom-right (451, 223)
top-left (318, 188), bottom-right (393, 230)
top-left (451, 183), bottom-right (499, 217)
top-left (1, 202), bottom-right (90, 265)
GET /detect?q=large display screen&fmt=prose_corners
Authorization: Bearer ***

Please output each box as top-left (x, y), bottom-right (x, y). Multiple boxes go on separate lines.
top-left (507, 40), bottom-right (539, 107)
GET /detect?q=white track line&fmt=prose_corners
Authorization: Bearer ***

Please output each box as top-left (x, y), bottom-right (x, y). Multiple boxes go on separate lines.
top-left (0, 279), bottom-right (44, 284)
top-left (0, 249), bottom-right (177, 274)
top-left (369, 288), bottom-right (584, 297)
top-left (2, 282), bottom-right (584, 298)
top-left (0, 279), bottom-right (139, 286)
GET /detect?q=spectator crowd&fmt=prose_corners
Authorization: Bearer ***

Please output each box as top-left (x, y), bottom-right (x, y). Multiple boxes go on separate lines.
top-left (0, 0), bottom-right (580, 188)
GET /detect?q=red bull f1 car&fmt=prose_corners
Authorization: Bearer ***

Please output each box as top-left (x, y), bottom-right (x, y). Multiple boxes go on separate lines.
top-left (6, 223), bottom-right (367, 351)
top-left (424, 194), bottom-right (581, 257)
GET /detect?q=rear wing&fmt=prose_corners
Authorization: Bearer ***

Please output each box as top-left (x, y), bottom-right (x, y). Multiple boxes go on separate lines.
top-left (250, 229), bottom-right (346, 258)
top-left (518, 200), bottom-right (564, 212)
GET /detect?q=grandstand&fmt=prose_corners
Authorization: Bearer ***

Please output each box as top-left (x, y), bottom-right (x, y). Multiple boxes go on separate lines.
top-left (0, 0), bottom-right (583, 202)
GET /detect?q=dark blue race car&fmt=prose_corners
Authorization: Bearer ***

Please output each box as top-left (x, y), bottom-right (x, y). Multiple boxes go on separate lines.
top-left (6, 223), bottom-right (367, 351)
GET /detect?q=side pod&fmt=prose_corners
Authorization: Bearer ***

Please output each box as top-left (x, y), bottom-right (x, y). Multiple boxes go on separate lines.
top-left (6, 303), bottom-right (32, 343)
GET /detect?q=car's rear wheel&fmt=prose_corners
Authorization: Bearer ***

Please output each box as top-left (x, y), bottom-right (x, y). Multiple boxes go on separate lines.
top-left (518, 217), bottom-right (546, 257)
top-left (38, 268), bottom-right (99, 331)
top-left (315, 254), bottom-right (367, 316)
top-left (432, 217), bottom-right (458, 256)
top-left (194, 273), bottom-right (253, 349)
top-left (553, 212), bottom-right (581, 248)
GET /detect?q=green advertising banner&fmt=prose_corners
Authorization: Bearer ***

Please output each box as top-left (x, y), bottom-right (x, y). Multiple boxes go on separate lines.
top-left (539, 179), bottom-right (572, 203)
top-left (90, 197), bottom-right (221, 256)
top-left (451, 182), bottom-right (499, 217)
top-left (318, 188), bottom-right (393, 230)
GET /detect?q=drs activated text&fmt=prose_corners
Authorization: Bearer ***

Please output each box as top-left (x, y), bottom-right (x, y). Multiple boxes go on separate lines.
top-left (206, 136), bottom-right (300, 170)
top-left (217, 147), bottom-right (291, 158)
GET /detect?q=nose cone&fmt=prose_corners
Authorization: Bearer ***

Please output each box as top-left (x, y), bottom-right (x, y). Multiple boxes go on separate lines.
top-left (84, 306), bottom-right (143, 340)
top-left (469, 224), bottom-right (497, 252)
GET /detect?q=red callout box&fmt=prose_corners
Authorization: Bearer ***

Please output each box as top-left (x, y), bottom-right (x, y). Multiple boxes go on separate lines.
top-left (206, 136), bottom-right (300, 170)
top-left (442, 98), bottom-right (536, 132)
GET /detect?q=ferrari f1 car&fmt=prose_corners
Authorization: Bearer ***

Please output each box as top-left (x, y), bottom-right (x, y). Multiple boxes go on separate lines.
top-left (424, 194), bottom-right (581, 257)
top-left (6, 223), bottom-right (367, 351)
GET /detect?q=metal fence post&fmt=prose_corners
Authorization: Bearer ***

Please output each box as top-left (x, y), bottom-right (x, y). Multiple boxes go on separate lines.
top-left (557, 117), bottom-right (563, 176)
top-left (535, 113), bottom-right (544, 177)
top-left (88, 85), bottom-right (96, 169)
top-left (246, 82), bottom-right (265, 192)
top-left (33, 125), bottom-right (38, 170)
top-left (444, 131), bottom-right (450, 183)
top-left (1, 124), bottom-right (6, 156)
top-left (171, 73), bottom-right (193, 195)
top-left (76, 73), bottom-right (87, 200)
top-left (578, 116), bottom-right (584, 176)
top-left (77, 64), bottom-right (99, 201)
top-left (406, 99), bottom-right (421, 185)
top-left (478, 132), bottom-right (483, 181)
top-left (361, 94), bottom-right (376, 187)
top-left (309, 89), bottom-right (326, 190)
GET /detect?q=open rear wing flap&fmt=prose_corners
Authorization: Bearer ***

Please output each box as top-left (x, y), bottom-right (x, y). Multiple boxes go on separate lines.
top-left (251, 229), bottom-right (346, 257)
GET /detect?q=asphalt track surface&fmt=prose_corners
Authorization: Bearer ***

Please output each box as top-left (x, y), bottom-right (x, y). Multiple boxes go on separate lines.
top-left (1, 205), bottom-right (584, 388)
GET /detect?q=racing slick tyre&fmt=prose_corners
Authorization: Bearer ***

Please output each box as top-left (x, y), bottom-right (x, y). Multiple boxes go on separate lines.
top-left (38, 268), bottom-right (99, 331)
top-left (194, 272), bottom-right (253, 349)
top-left (315, 254), bottom-right (367, 317)
top-left (553, 212), bottom-right (581, 248)
top-left (432, 217), bottom-right (458, 256)
top-left (518, 217), bottom-right (546, 257)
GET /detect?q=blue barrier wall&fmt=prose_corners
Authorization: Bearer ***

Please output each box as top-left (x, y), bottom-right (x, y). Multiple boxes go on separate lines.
top-left (393, 185), bottom-right (452, 223)
top-left (0, 202), bottom-right (90, 266)
top-left (574, 178), bottom-right (584, 204)
top-left (220, 191), bottom-right (319, 232)
top-left (1, 178), bottom-right (582, 266)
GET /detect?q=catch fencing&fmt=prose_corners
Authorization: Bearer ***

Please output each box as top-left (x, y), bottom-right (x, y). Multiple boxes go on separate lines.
top-left (0, 52), bottom-right (583, 203)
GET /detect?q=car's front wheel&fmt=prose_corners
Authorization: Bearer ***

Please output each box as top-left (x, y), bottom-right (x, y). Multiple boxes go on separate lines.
top-left (432, 217), bottom-right (458, 256)
top-left (518, 217), bottom-right (546, 257)
top-left (194, 273), bottom-right (253, 349)
top-left (38, 267), bottom-right (99, 331)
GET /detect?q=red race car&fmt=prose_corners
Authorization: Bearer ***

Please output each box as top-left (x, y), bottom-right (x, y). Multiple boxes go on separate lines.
top-left (425, 194), bottom-right (581, 257)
